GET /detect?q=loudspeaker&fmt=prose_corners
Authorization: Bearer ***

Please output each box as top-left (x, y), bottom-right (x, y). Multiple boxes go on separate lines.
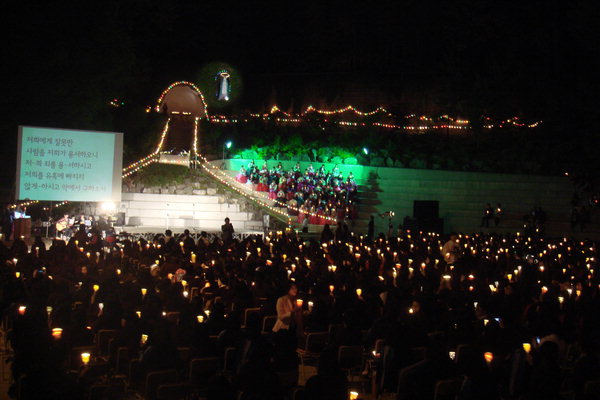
top-left (403, 217), bottom-right (418, 231)
top-left (413, 201), bottom-right (439, 220)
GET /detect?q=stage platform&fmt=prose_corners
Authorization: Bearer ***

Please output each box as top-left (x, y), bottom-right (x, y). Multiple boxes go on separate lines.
top-left (118, 192), bottom-right (264, 232)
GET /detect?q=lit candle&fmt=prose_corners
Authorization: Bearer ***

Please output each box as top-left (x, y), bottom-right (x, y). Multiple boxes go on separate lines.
top-left (141, 334), bottom-right (148, 345)
top-left (191, 252), bottom-right (197, 263)
top-left (18, 305), bottom-right (26, 315)
top-left (15, 271), bottom-right (20, 278)
top-left (141, 288), bottom-right (147, 297)
top-left (135, 311), bottom-right (141, 318)
top-left (116, 268), bottom-right (121, 275)
top-left (349, 391), bottom-right (359, 400)
top-left (329, 285), bottom-right (335, 294)
top-left (356, 288), bottom-right (362, 297)
top-left (522, 343), bottom-right (531, 354)
top-left (484, 352), bottom-right (493, 365)
top-left (183, 290), bottom-right (189, 298)
top-left (51, 327), bottom-right (62, 340)
top-left (81, 352), bottom-right (91, 365)
top-left (196, 315), bottom-right (204, 323)
top-left (93, 284), bottom-right (100, 292)
top-left (296, 299), bottom-right (303, 308)
top-left (308, 301), bottom-right (314, 311)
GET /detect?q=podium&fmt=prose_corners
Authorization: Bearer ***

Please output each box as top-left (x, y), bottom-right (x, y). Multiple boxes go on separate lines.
top-left (13, 218), bottom-right (31, 241)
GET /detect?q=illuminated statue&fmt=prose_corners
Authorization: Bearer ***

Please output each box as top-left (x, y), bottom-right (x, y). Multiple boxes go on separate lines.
top-left (216, 71), bottom-right (231, 101)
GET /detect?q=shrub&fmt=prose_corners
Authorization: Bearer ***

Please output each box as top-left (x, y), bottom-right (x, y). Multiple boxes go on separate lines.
top-left (136, 164), bottom-right (190, 187)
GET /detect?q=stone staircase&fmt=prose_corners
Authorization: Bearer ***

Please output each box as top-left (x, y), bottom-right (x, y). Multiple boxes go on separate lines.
top-left (119, 172), bottom-right (266, 232)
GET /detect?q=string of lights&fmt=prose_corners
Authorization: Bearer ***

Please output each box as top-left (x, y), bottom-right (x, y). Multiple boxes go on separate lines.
top-left (123, 153), bottom-right (160, 174)
top-left (10, 200), bottom-right (39, 209)
top-left (482, 116), bottom-right (542, 129)
top-left (154, 81), bottom-right (209, 117)
top-left (122, 155), bottom-right (159, 178)
top-left (154, 118), bottom-right (171, 154)
top-left (304, 104), bottom-right (389, 116)
top-left (9, 200), bottom-right (69, 210)
top-left (207, 106), bottom-right (541, 131)
top-left (192, 117), bottom-right (199, 157)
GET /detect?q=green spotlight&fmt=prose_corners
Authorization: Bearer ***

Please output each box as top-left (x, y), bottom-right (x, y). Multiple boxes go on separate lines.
top-left (226, 141), bottom-right (233, 149)
top-left (362, 147), bottom-right (369, 155)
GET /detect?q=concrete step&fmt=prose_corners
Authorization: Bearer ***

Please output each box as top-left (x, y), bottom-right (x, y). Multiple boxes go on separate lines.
top-left (124, 209), bottom-right (250, 220)
top-left (121, 202), bottom-right (240, 213)
top-left (122, 193), bottom-right (221, 204)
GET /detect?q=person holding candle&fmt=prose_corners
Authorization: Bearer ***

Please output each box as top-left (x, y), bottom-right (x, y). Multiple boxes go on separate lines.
top-left (273, 282), bottom-right (302, 333)
top-left (442, 232), bottom-right (462, 265)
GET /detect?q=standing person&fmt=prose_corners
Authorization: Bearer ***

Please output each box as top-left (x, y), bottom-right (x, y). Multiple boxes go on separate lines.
top-left (221, 217), bottom-right (234, 244)
top-left (480, 203), bottom-right (494, 228)
top-left (494, 203), bottom-right (504, 227)
top-left (367, 215), bottom-right (374, 241)
top-left (55, 213), bottom-right (71, 240)
top-left (321, 224), bottom-right (333, 242)
top-left (442, 233), bottom-right (462, 266)
top-left (273, 283), bottom-right (302, 333)
top-left (302, 216), bottom-right (309, 233)
top-left (2, 205), bottom-right (13, 241)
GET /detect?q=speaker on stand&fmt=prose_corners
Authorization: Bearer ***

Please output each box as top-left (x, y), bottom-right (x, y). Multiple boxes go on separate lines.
top-left (413, 200), bottom-right (444, 234)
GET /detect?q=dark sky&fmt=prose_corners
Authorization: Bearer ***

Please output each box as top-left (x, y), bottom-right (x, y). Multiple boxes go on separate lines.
top-left (1, 0), bottom-right (599, 183)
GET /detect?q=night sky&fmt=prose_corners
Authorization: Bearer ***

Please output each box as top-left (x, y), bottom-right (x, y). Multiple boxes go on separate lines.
top-left (2, 1), bottom-right (599, 188)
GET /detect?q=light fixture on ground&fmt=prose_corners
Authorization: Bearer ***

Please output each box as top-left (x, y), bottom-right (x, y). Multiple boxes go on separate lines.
top-left (223, 140), bottom-right (233, 162)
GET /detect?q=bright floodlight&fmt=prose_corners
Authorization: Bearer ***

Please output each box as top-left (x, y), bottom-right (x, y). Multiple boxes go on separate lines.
top-left (362, 147), bottom-right (369, 155)
top-left (226, 141), bottom-right (232, 149)
top-left (101, 202), bottom-right (115, 211)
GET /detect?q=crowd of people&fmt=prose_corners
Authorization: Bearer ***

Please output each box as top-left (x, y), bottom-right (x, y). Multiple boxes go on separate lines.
top-left (235, 161), bottom-right (359, 224)
top-left (2, 221), bottom-right (600, 400)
